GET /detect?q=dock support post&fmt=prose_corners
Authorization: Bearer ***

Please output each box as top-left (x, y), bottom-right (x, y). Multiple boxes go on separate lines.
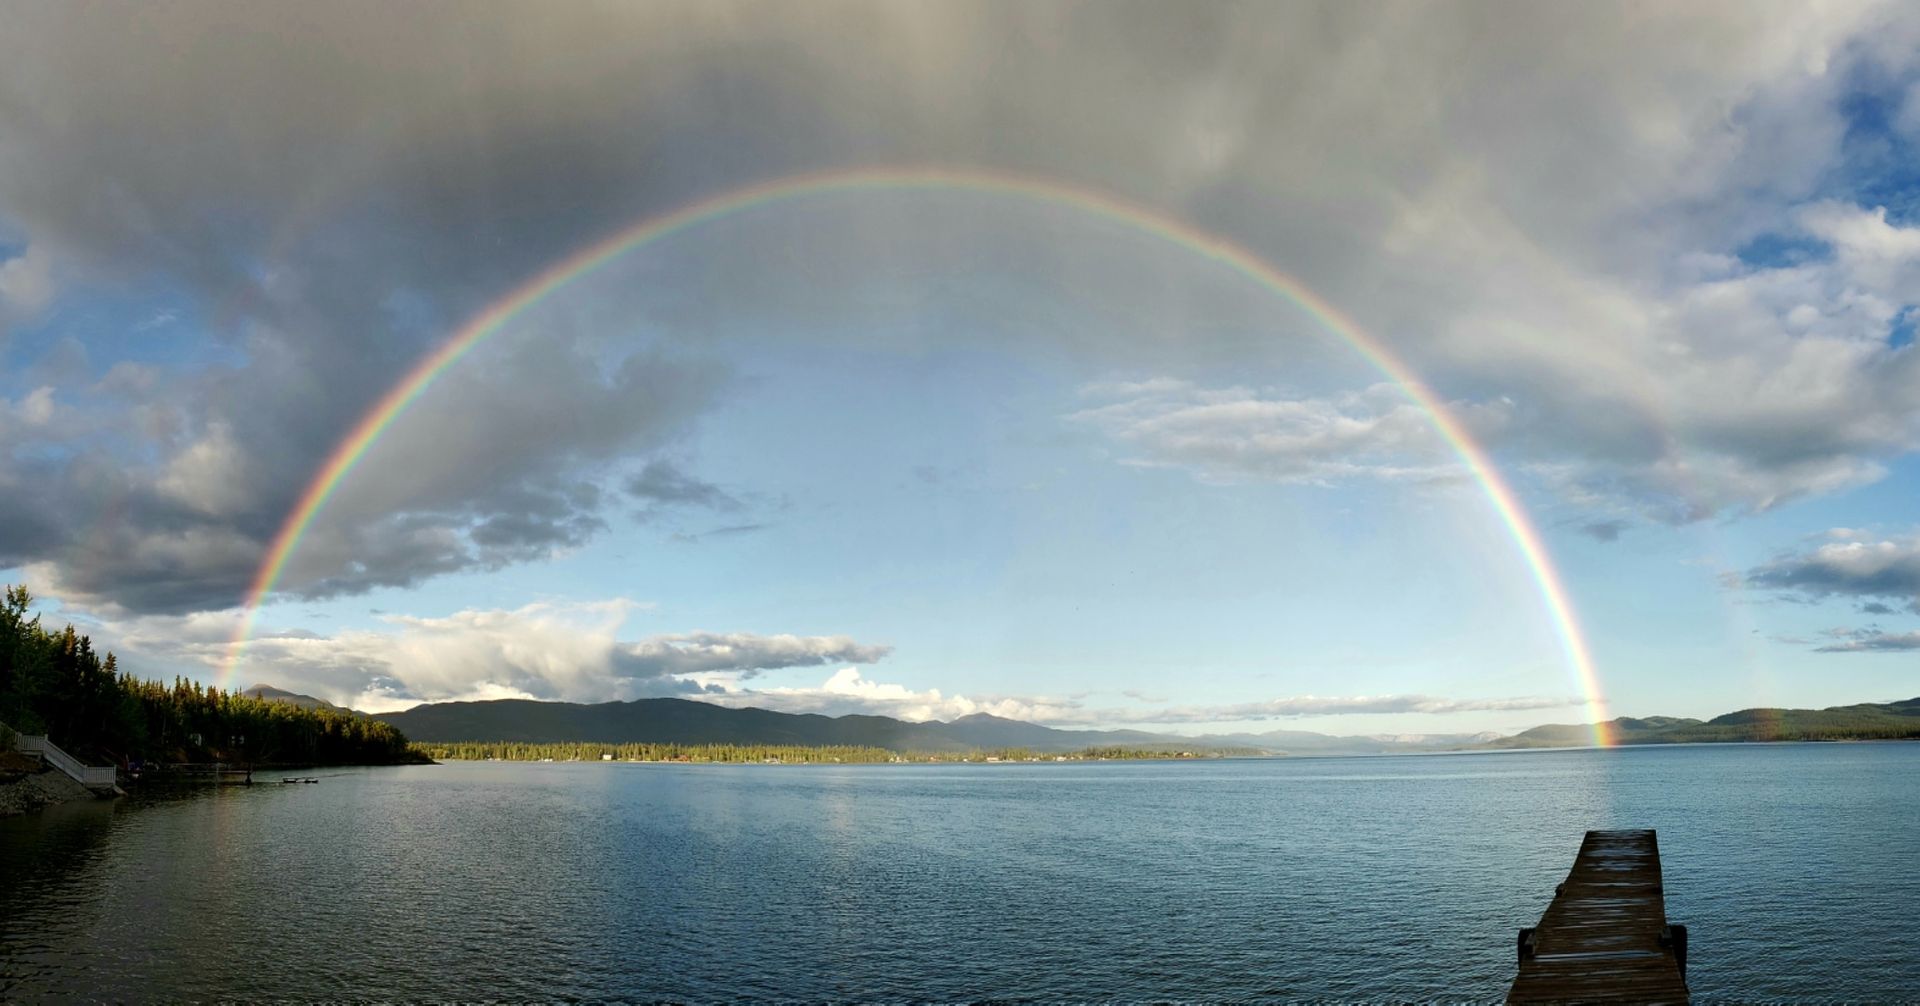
top-left (1661, 923), bottom-right (1687, 977)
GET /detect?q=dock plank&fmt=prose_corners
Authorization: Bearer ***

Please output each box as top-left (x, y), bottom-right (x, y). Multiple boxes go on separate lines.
top-left (1507, 829), bottom-right (1689, 1004)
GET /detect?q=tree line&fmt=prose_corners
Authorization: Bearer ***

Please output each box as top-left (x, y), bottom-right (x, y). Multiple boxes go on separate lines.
top-left (0, 585), bottom-right (417, 767)
top-left (414, 740), bottom-right (1261, 763)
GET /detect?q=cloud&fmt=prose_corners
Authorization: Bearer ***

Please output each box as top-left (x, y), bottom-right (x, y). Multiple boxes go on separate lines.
top-left (1068, 379), bottom-right (1505, 486)
top-left (615, 632), bottom-right (890, 679)
top-left (1746, 532), bottom-right (1920, 612)
top-left (154, 423), bottom-right (254, 517)
top-left (670, 523), bottom-right (769, 544)
top-left (1577, 519), bottom-right (1632, 543)
top-left (6, 1), bottom-right (1920, 618)
top-left (5, 386), bottom-right (56, 427)
top-left (1124, 694), bottom-right (1586, 724)
top-left (698, 667), bottom-right (1086, 723)
top-left (88, 597), bottom-right (1588, 726)
top-left (1489, 202), bottom-right (1920, 523)
top-left (104, 599), bottom-right (892, 712)
top-left (703, 670), bottom-right (1584, 726)
top-left (9, 342), bottom-right (726, 614)
top-left (0, 244), bottom-right (54, 316)
top-left (626, 459), bottom-right (742, 513)
top-left (1815, 629), bottom-right (1920, 652)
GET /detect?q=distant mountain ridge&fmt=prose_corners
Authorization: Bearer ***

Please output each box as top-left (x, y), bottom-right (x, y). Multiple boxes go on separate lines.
top-left (239, 686), bottom-right (1920, 754)
top-left (363, 696), bottom-right (1544, 754)
top-left (370, 698), bottom-right (1187, 753)
top-left (1483, 699), bottom-right (1920, 748)
top-left (240, 684), bottom-right (344, 711)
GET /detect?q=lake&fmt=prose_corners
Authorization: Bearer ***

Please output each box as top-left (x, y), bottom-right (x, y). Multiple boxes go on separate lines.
top-left (3, 743), bottom-right (1917, 1000)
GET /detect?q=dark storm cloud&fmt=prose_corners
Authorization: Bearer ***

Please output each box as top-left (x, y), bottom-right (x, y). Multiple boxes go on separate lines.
top-left (0, 2), bottom-right (840, 612)
top-left (8, 339), bottom-right (726, 612)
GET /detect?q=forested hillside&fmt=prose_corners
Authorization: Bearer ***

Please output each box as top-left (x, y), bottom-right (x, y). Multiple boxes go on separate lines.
top-left (0, 586), bottom-right (417, 767)
top-left (1486, 702), bottom-right (1920, 747)
top-left (376, 698), bottom-right (1173, 751)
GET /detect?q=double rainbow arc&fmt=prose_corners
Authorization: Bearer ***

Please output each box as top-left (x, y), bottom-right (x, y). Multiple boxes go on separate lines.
top-left (221, 166), bottom-right (1611, 745)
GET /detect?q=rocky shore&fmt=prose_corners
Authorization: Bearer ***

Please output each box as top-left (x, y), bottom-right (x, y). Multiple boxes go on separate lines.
top-left (0, 749), bottom-right (104, 817)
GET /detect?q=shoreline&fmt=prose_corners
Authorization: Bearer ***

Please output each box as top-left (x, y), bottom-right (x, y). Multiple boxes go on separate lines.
top-left (0, 766), bottom-right (108, 818)
top-left (418, 735), bottom-right (1920, 767)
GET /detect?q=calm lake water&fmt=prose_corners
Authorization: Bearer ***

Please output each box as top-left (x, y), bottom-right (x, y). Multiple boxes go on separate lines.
top-left (3, 743), bottom-right (1917, 1001)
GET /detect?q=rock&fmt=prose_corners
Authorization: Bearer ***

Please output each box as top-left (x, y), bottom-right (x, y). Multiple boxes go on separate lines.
top-left (0, 764), bottom-right (100, 817)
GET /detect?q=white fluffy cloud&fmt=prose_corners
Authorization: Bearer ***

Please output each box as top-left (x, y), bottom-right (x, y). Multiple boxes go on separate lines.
top-left (2, 385), bottom-right (56, 429)
top-left (1492, 188), bottom-right (1920, 524)
top-left (101, 599), bottom-right (893, 713)
top-left (1076, 195), bottom-right (1920, 521)
top-left (0, 244), bottom-right (54, 315)
top-left (698, 667), bottom-right (1086, 723)
top-left (92, 600), bottom-right (1578, 726)
top-left (702, 668), bottom-right (1582, 726)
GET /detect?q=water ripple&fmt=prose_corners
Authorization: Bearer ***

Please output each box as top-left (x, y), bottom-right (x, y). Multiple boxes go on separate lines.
top-left (2, 745), bottom-right (1917, 1001)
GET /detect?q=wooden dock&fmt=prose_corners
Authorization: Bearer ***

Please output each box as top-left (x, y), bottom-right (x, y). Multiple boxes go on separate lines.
top-left (1508, 829), bottom-right (1689, 1004)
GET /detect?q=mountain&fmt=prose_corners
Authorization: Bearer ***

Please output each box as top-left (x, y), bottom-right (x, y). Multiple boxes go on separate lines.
top-left (936, 712), bottom-right (1173, 750)
top-left (1481, 700), bottom-right (1920, 748)
top-left (241, 684), bottom-right (343, 711)
top-left (367, 696), bottom-right (1490, 753)
top-left (351, 689), bottom-right (1920, 754)
top-left (372, 698), bottom-right (1204, 752)
top-left (377, 697), bottom-right (946, 748)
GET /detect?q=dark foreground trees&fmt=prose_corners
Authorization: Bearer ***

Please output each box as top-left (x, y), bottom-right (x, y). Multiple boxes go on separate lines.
top-left (0, 585), bottom-right (416, 766)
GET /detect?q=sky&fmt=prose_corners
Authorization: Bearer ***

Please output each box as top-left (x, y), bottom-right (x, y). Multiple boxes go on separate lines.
top-left (5, 1), bottom-right (1920, 736)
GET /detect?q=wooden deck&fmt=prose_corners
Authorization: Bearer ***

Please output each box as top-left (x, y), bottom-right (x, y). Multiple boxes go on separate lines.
top-left (1507, 829), bottom-right (1689, 1004)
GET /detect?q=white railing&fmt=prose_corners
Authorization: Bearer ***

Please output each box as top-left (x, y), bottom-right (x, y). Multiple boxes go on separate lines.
top-left (2, 721), bottom-right (118, 788)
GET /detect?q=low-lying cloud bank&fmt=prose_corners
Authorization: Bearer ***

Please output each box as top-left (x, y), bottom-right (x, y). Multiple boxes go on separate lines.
top-left (92, 599), bottom-right (1580, 726)
top-left (102, 599), bottom-right (893, 713)
top-left (695, 671), bottom-right (1585, 725)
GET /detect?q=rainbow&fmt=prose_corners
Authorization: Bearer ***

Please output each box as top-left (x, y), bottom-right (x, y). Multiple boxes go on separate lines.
top-left (221, 166), bottom-right (1612, 745)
